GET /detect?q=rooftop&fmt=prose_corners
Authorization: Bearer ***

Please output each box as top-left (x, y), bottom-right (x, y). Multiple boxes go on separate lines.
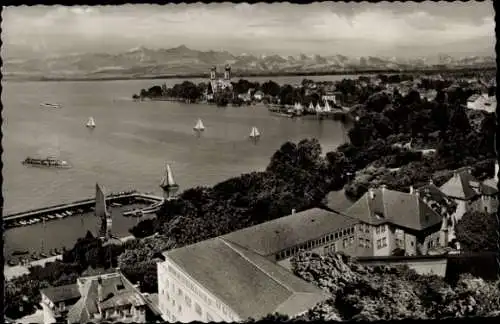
top-left (344, 187), bottom-right (443, 231)
top-left (440, 169), bottom-right (497, 200)
top-left (221, 208), bottom-right (359, 257)
top-left (42, 284), bottom-right (81, 304)
top-left (165, 237), bottom-right (330, 320)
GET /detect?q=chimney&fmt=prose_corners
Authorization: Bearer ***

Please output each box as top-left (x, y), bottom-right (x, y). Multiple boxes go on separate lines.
top-left (368, 188), bottom-right (375, 199)
top-left (409, 186), bottom-right (414, 194)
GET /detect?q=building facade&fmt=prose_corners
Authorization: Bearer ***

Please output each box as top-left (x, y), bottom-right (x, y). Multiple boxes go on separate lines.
top-left (344, 186), bottom-right (451, 256)
top-left (157, 208), bottom-right (359, 322)
top-left (207, 65), bottom-right (233, 101)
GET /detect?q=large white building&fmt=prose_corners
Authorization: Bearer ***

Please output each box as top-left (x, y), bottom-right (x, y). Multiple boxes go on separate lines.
top-left (157, 208), bottom-right (362, 323)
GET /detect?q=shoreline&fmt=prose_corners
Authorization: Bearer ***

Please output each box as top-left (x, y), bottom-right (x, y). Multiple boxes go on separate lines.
top-left (3, 66), bottom-right (495, 82)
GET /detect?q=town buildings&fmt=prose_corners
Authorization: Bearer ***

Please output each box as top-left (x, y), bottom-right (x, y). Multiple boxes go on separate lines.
top-left (40, 271), bottom-right (159, 324)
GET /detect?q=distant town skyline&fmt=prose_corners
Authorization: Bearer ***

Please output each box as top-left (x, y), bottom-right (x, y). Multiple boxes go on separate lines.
top-left (2, 2), bottom-right (495, 59)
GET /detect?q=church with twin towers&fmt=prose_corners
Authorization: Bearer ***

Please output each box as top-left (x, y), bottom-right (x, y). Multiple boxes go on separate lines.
top-left (207, 64), bottom-right (233, 99)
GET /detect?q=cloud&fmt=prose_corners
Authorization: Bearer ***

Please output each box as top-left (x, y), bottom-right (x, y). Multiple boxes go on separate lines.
top-left (1, 3), bottom-right (494, 58)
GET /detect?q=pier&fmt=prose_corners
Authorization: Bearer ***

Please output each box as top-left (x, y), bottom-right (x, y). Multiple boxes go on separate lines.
top-left (3, 191), bottom-right (164, 229)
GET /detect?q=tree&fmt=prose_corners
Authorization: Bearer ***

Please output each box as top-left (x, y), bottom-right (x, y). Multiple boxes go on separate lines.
top-left (455, 211), bottom-right (498, 252)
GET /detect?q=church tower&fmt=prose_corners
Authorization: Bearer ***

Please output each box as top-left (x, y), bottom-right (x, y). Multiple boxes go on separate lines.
top-left (160, 163), bottom-right (180, 201)
top-left (210, 66), bottom-right (217, 81)
top-left (224, 65), bottom-right (231, 81)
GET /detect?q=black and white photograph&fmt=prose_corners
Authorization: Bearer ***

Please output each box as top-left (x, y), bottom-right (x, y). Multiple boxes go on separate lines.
top-left (2, 1), bottom-right (499, 323)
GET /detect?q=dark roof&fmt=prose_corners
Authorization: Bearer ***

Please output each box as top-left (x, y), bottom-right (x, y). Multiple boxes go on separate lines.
top-left (344, 187), bottom-right (443, 231)
top-left (416, 183), bottom-right (457, 211)
top-left (165, 238), bottom-right (329, 320)
top-left (67, 272), bottom-right (146, 324)
top-left (41, 284), bottom-right (81, 303)
top-left (221, 208), bottom-right (359, 257)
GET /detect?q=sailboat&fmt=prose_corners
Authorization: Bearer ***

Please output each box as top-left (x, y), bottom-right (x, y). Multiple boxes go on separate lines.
top-left (323, 100), bottom-right (332, 113)
top-left (193, 119), bottom-right (205, 132)
top-left (308, 102), bottom-right (315, 113)
top-left (86, 117), bottom-right (96, 128)
top-left (249, 126), bottom-right (260, 140)
top-left (315, 102), bottom-right (323, 114)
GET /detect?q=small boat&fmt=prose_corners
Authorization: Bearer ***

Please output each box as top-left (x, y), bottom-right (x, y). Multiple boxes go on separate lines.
top-left (33, 218), bottom-right (40, 223)
top-left (48, 215), bottom-right (56, 220)
top-left (249, 126), bottom-right (260, 140)
top-left (50, 250), bottom-right (57, 256)
top-left (31, 254), bottom-right (39, 261)
top-left (40, 103), bottom-right (62, 109)
top-left (86, 116), bottom-right (96, 128)
top-left (19, 220), bottom-right (27, 226)
top-left (7, 260), bottom-right (19, 267)
top-left (39, 252), bottom-right (48, 258)
top-left (193, 118), bottom-right (205, 132)
top-left (56, 214), bottom-right (64, 219)
top-left (12, 250), bottom-right (29, 256)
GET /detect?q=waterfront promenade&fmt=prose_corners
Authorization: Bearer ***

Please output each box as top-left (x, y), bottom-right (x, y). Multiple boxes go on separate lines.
top-left (4, 235), bottom-right (136, 281)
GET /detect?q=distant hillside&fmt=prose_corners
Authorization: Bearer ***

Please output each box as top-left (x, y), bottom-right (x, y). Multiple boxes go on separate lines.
top-left (3, 45), bottom-right (496, 81)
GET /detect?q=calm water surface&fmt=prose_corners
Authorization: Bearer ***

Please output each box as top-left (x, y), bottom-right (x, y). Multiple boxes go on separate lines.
top-left (2, 76), bottom-right (353, 258)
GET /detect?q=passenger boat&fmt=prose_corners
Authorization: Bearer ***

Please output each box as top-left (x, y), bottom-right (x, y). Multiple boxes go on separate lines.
top-left (22, 156), bottom-right (71, 169)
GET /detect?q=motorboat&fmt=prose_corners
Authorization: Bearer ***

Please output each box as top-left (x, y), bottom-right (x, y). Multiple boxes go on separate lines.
top-left (40, 103), bottom-right (62, 109)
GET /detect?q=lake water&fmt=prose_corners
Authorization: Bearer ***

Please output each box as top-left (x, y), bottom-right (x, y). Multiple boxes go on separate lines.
top-left (2, 75), bottom-right (354, 258)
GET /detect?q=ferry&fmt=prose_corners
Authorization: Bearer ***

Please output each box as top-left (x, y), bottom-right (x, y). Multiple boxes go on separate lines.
top-left (40, 103), bottom-right (62, 109)
top-left (22, 157), bottom-right (71, 169)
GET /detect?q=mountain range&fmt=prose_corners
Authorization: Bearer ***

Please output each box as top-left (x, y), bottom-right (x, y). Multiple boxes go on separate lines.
top-left (3, 45), bottom-right (495, 80)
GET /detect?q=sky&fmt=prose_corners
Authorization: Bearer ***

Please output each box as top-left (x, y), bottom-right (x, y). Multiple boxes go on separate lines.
top-left (2, 2), bottom-right (495, 59)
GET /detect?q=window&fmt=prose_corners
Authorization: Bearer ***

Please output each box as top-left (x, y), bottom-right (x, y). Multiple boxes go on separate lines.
top-left (376, 239), bottom-right (381, 249)
top-left (195, 303), bottom-right (202, 316)
top-left (359, 239), bottom-right (365, 248)
top-left (382, 237), bottom-right (387, 247)
top-left (178, 305), bottom-right (182, 314)
top-left (366, 239), bottom-right (371, 248)
top-left (172, 299), bottom-right (176, 306)
top-left (178, 288), bottom-right (183, 296)
top-left (376, 227), bottom-right (380, 234)
top-left (343, 239), bottom-right (348, 248)
top-left (349, 236), bottom-right (354, 245)
top-left (335, 232), bottom-right (339, 239)
top-left (185, 295), bottom-right (191, 307)
top-left (166, 293), bottom-right (170, 301)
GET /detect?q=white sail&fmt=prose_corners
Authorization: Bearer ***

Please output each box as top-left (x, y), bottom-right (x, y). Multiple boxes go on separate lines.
top-left (194, 119), bottom-right (205, 131)
top-left (316, 103), bottom-right (323, 113)
top-left (296, 102), bottom-right (303, 111)
top-left (324, 100), bottom-right (331, 113)
top-left (308, 102), bottom-right (314, 112)
top-left (250, 126), bottom-right (260, 138)
top-left (86, 117), bottom-right (96, 128)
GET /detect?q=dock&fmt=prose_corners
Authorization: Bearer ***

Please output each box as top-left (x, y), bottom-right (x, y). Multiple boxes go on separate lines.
top-left (3, 191), bottom-right (164, 229)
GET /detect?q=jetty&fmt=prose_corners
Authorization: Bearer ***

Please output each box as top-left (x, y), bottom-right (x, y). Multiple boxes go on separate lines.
top-left (3, 191), bottom-right (164, 229)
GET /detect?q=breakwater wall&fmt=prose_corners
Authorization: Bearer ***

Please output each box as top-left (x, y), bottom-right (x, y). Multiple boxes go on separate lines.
top-left (3, 191), bottom-right (164, 227)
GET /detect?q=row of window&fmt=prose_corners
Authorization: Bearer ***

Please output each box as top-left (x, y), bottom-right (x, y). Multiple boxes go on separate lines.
top-left (164, 265), bottom-right (236, 321)
top-left (167, 265), bottom-right (213, 308)
top-left (376, 237), bottom-right (388, 249)
top-left (275, 227), bottom-right (355, 261)
top-left (358, 223), bottom-right (370, 234)
top-left (343, 236), bottom-right (355, 248)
